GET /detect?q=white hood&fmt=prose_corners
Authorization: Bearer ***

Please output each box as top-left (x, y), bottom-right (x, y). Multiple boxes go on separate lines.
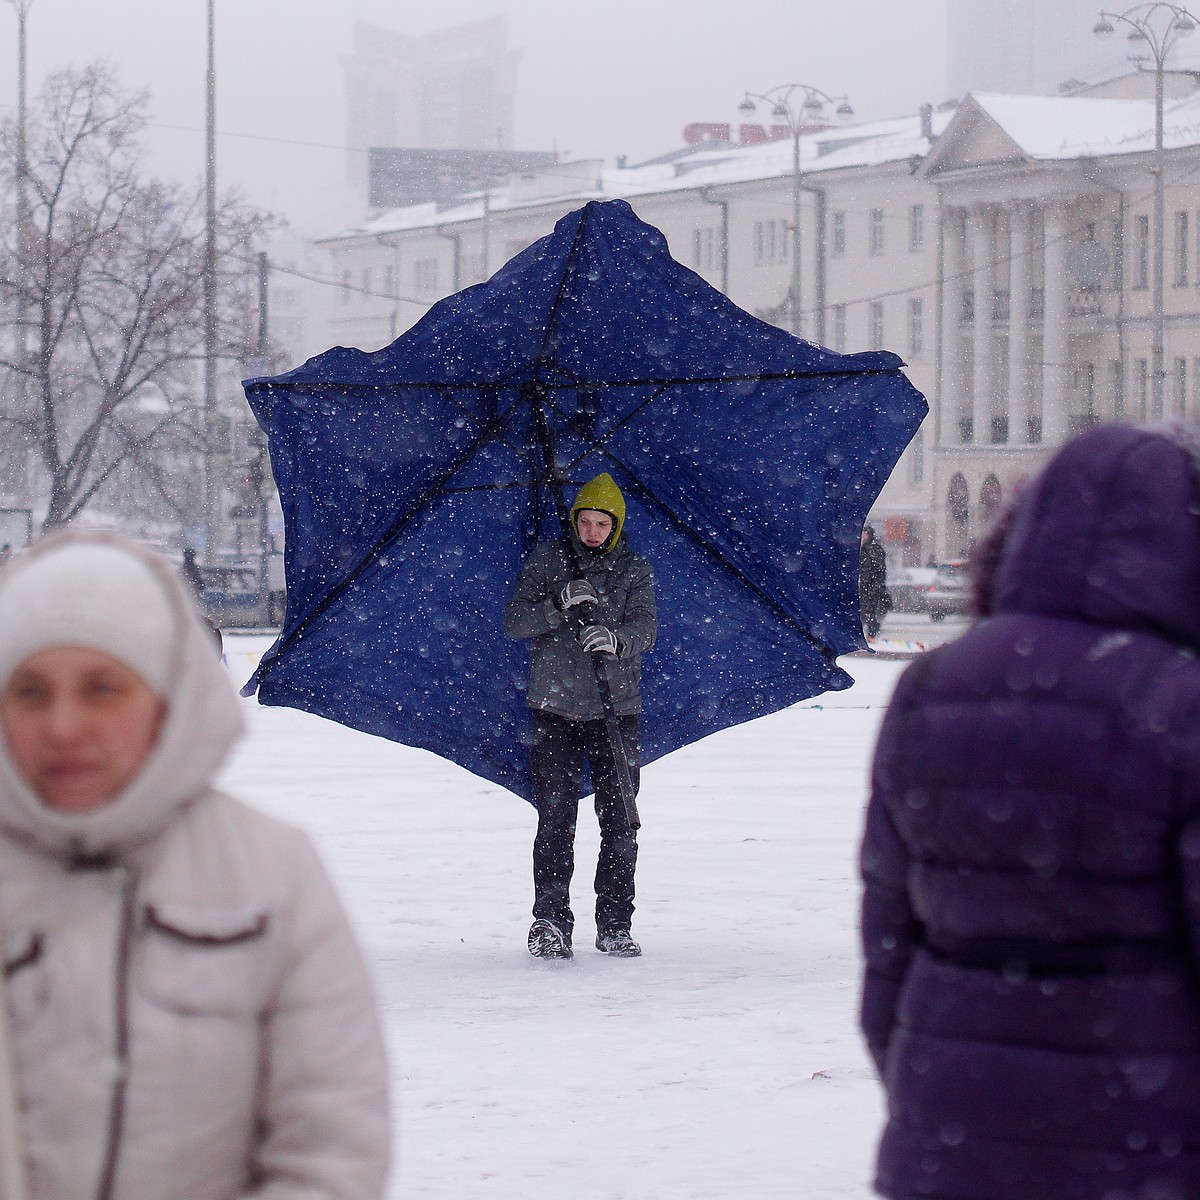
top-left (0, 531), bottom-right (244, 860)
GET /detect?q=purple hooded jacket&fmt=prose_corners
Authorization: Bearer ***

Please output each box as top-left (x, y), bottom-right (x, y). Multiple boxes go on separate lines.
top-left (861, 425), bottom-right (1200, 1200)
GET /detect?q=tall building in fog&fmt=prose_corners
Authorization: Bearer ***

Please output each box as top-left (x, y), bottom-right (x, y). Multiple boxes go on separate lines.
top-left (947, 0), bottom-right (1193, 98)
top-left (342, 17), bottom-right (522, 194)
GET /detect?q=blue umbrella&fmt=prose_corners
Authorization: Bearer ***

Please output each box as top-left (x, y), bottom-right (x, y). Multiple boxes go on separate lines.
top-left (241, 199), bottom-right (926, 801)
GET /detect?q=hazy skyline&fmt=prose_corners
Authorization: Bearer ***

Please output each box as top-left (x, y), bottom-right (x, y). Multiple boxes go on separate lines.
top-left (0, 1), bottom-right (950, 231)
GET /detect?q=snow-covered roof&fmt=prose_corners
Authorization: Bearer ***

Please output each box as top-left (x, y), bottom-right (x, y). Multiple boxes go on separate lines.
top-left (328, 80), bottom-right (1200, 244)
top-left (330, 108), bottom-right (956, 242)
top-left (964, 89), bottom-right (1200, 160)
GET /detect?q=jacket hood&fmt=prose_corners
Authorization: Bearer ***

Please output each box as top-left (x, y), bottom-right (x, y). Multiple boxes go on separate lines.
top-left (0, 531), bottom-right (245, 860)
top-left (985, 424), bottom-right (1200, 646)
top-left (571, 472), bottom-right (625, 550)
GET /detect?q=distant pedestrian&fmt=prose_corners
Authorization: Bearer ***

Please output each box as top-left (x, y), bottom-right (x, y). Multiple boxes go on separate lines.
top-left (861, 423), bottom-right (1200, 1200)
top-left (505, 473), bottom-right (656, 961)
top-left (858, 524), bottom-right (888, 639)
top-left (0, 530), bottom-right (390, 1200)
top-left (180, 545), bottom-right (222, 654)
top-left (180, 545), bottom-right (204, 598)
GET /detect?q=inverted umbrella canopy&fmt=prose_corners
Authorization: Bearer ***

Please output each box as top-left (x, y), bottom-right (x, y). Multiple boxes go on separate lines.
top-left (242, 199), bottom-right (926, 801)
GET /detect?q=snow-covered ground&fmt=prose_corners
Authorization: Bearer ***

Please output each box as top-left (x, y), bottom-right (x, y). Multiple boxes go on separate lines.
top-left (220, 637), bottom-right (911, 1199)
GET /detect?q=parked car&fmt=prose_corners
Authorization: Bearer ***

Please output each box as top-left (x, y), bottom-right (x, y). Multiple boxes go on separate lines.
top-left (927, 560), bottom-right (971, 621)
top-left (197, 556), bottom-right (286, 629)
top-left (888, 566), bottom-right (938, 614)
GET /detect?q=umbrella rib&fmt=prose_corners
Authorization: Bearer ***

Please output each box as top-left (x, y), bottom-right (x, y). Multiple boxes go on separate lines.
top-left (431, 383), bottom-right (542, 473)
top-left (252, 393), bottom-right (529, 688)
top-left (531, 205), bottom-right (592, 383)
top-left (557, 381), bottom-right (672, 449)
top-left (258, 368), bottom-right (900, 396)
top-left (439, 481), bottom-right (530, 493)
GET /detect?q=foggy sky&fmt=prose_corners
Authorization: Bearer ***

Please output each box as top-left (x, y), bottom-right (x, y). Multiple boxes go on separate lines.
top-left (0, 1), bottom-right (949, 233)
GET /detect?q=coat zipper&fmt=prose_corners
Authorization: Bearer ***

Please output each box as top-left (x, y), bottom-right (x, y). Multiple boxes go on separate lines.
top-left (94, 869), bottom-right (136, 1200)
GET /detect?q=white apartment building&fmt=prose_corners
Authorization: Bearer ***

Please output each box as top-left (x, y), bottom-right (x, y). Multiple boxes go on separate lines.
top-left (924, 77), bottom-right (1200, 558)
top-left (320, 74), bottom-right (1200, 567)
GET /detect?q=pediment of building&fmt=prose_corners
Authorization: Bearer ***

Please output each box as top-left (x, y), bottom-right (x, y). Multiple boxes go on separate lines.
top-left (921, 97), bottom-right (1026, 178)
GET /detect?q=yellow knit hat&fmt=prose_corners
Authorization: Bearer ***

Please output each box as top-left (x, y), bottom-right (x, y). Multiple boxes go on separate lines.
top-left (570, 473), bottom-right (625, 549)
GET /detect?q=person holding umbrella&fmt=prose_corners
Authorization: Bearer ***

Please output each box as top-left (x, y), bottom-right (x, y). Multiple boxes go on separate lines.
top-left (505, 472), bottom-right (656, 961)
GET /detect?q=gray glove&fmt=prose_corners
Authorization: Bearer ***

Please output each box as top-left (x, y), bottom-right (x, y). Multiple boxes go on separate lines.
top-left (579, 624), bottom-right (620, 655)
top-left (559, 579), bottom-right (598, 610)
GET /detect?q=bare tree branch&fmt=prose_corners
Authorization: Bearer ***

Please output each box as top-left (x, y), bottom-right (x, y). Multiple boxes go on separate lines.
top-left (0, 64), bottom-right (270, 533)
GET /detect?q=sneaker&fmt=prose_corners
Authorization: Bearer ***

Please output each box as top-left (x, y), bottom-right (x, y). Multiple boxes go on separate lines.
top-left (595, 929), bottom-right (641, 957)
top-left (528, 919), bottom-right (573, 960)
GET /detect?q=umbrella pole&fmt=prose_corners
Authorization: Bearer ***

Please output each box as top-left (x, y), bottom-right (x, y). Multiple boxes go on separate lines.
top-left (531, 386), bottom-right (640, 831)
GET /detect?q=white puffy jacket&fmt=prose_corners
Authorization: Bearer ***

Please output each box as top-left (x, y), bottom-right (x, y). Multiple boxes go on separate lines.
top-left (0, 534), bottom-right (390, 1200)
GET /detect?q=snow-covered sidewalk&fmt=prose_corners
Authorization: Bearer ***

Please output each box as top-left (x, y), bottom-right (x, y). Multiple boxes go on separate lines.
top-left (221, 638), bottom-right (903, 1199)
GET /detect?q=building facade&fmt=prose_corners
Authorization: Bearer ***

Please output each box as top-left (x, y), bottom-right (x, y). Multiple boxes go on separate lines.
top-left (320, 75), bottom-right (1200, 568)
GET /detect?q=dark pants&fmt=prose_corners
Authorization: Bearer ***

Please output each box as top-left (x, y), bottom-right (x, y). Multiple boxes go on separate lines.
top-left (531, 711), bottom-right (639, 939)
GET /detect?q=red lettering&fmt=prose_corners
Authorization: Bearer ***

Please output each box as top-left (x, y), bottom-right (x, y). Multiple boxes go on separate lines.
top-left (682, 122), bottom-right (731, 145)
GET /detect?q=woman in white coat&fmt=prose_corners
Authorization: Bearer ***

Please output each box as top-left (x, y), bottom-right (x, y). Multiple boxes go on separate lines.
top-left (0, 531), bottom-right (390, 1200)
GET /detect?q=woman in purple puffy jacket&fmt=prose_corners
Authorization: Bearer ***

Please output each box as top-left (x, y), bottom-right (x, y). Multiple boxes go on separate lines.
top-left (861, 423), bottom-right (1200, 1200)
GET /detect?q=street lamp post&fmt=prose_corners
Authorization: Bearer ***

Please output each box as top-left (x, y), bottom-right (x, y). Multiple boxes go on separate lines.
top-left (8, 0), bottom-right (33, 503)
top-left (202, 0), bottom-right (219, 560)
top-left (738, 84), bottom-right (853, 339)
top-left (1095, 3), bottom-right (1197, 417)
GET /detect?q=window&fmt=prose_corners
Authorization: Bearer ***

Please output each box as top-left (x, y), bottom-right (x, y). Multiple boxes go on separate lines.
top-left (383, 265), bottom-right (394, 297)
top-left (361, 268), bottom-right (371, 302)
top-left (832, 303), bottom-right (847, 353)
top-left (1136, 357), bottom-right (1149, 419)
top-left (907, 298), bottom-right (924, 358)
top-left (870, 301), bottom-right (884, 350)
top-left (340, 271), bottom-right (351, 304)
top-left (703, 229), bottom-right (715, 268)
top-left (1175, 211), bottom-right (1190, 287)
top-left (832, 211), bottom-right (846, 257)
top-left (777, 221), bottom-right (789, 261)
top-left (869, 209), bottom-right (885, 257)
top-left (1133, 215), bottom-right (1150, 289)
top-left (754, 220), bottom-right (788, 266)
top-left (981, 473), bottom-right (1003, 518)
top-left (692, 229), bottom-right (702, 268)
top-left (909, 204), bottom-right (925, 252)
top-left (414, 259), bottom-right (438, 296)
top-left (1111, 359), bottom-right (1124, 420)
top-left (1176, 356), bottom-right (1188, 416)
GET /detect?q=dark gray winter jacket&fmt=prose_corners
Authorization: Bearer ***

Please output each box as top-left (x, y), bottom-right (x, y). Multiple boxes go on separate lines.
top-left (504, 535), bottom-right (656, 721)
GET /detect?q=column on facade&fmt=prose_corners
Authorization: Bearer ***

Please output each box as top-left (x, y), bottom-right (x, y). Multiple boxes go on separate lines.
top-left (938, 207), bottom-right (968, 446)
top-left (970, 205), bottom-right (997, 444)
top-left (969, 206), bottom-right (998, 446)
top-left (1041, 204), bottom-right (1071, 444)
top-left (1006, 202), bottom-right (1034, 445)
